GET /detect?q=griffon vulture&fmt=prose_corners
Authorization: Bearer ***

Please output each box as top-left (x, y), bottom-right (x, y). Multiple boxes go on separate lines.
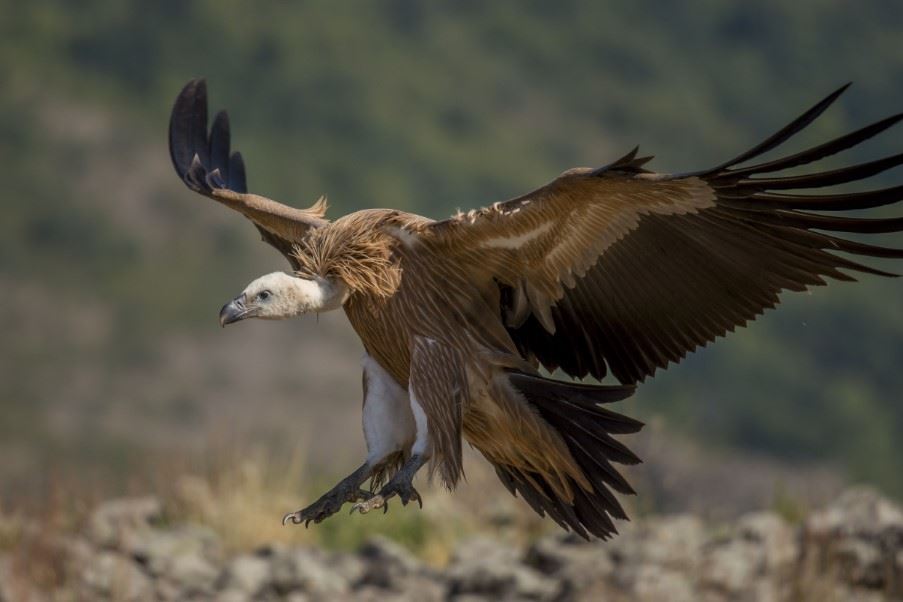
top-left (169, 79), bottom-right (903, 539)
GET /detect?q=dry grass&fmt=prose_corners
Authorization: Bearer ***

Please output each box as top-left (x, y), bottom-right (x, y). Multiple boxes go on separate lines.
top-left (0, 496), bottom-right (82, 601)
top-left (165, 447), bottom-right (316, 552)
top-left (160, 444), bottom-right (554, 565)
top-left (0, 444), bottom-right (546, 598)
top-left (0, 439), bottom-right (555, 574)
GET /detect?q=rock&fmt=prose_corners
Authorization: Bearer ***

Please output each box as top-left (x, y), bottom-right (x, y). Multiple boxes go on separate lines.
top-left (160, 549), bottom-right (220, 597)
top-left (447, 537), bottom-right (560, 601)
top-left (356, 578), bottom-right (444, 601)
top-left (130, 523), bottom-right (220, 569)
top-left (355, 537), bottom-right (443, 600)
top-left (270, 546), bottom-right (350, 598)
top-left (357, 536), bottom-right (424, 589)
top-left (525, 533), bottom-right (613, 594)
top-left (0, 555), bottom-right (17, 602)
top-left (128, 525), bottom-right (221, 598)
top-left (630, 564), bottom-right (696, 602)
top-left (603, 514), bottom-right (706, 600)
top-left (832, 538), bottom-right (884, 588)
top-left (696, 512), bottom-right (796, 601)
top-left (617, 514), bottom-right (705, 571)
top-left (442, 595), bottom-right (490, 602)
top-left (330, 550), bottom-right (367, 586)
top-left (222, 553), bottom-right (272, 596)
top-left (736, 511), bottom-right (796, 572)
top-left (807, 486), bottom-right (903, 536)
top-left (802, 486), bottom-right (903, 596)
top-left (80, 551), bottom-right (152, 602)
top-left (402, 575), bottom-right (445, 601)
top-left (700, 538), bottom-right (762, 595)
top-left (88, 497), bottom-right (163, 550)
top-left (9, 487), bottom-right (903, 601)
top-left (216, 589), bottom-right (253, 602)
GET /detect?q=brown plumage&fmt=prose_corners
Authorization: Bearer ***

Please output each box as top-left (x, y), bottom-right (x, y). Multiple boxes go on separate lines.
top-left (291, 210), bottom-right (404, 299)
top-left (170, 79), bottom-right (903, 539)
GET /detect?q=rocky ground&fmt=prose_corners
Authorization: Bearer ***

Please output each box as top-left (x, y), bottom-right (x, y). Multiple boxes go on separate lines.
top-left (1, 487), bottom-right (902, 601)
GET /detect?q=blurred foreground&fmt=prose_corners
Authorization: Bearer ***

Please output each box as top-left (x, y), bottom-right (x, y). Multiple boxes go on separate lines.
top-left (3, 480), bottom-right (901, 601)
top-left (0, 437), bottom-right (869, 601)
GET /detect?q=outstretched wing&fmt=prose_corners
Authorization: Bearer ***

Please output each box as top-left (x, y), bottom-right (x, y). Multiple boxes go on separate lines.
top-left (169, 79), bottom-right (327, 267)
top-left (425, 84), bottom-right (903, 384)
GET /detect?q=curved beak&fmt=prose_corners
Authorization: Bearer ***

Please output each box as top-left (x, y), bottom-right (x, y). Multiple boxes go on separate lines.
top-left (219, 295), bottom-right (254, 327)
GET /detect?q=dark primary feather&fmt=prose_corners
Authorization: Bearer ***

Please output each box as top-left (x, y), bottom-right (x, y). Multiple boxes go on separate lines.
top-left (721, 112), bottom-right (903, 179)
top-left (505, 84), bottom-right (903, 384)
top-left (694, 82), bottom-right (852, 175)
top-left (169, 79), bottom-right (326, 268)
top-left (495, 372), bottom-right (643, 540)
top-left (169, 79), bottom-right (247, 196)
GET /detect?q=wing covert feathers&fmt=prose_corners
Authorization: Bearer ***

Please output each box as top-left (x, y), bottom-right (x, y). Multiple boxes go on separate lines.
top-left (428, 84), bottom-right (903, 384)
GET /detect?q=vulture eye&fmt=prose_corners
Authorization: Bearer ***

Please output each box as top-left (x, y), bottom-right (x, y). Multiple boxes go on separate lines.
top-left (257, 291), bottom-right (271, 301)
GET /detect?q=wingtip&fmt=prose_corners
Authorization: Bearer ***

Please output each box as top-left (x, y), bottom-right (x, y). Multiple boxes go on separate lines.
top-left (695, 81), bottom-right (857, 177)
top-left (174, 77), bottom-right (207, 103)
top-left (825, 81), bottom-right (852, 103)
top-left (814, 81), bottom-right (852, 112)
top-left (170, 78), bottom-right (213, 178)
top-left (186, 76), bottom-right (207, 92)
top-left (212, 109), bottom-right (229, 126)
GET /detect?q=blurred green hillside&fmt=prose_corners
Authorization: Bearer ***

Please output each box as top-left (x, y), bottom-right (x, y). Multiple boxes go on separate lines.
top-left (1, 0), bottom-right (902, 503)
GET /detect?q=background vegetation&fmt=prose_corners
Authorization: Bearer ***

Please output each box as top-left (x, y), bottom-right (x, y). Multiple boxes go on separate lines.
top-left (1, 0), bottom-right (901, 528)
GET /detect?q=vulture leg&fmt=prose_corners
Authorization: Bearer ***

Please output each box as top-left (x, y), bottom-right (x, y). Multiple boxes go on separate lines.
top-left (285, 355), bottom-right (417, 525)
top-left (287, 354), bottom-right (417, 523)
top-left (282, 463), bottom-right (374, 526)
top-left (354, 337), bottom-right (468, 514)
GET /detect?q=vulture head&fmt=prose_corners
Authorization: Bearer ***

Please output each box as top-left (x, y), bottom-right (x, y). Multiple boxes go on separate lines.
top-left (219, 272), bottom-right (349, 326)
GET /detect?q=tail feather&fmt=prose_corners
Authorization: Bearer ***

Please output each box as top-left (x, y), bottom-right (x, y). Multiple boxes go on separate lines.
top-left (495, 372), bottom-right (642, 540)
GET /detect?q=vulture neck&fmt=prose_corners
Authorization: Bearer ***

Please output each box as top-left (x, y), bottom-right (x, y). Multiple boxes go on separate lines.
top-left (289, 276), bottom-right (350, 314)
top-left (291, 211), bottom-right (404, 301)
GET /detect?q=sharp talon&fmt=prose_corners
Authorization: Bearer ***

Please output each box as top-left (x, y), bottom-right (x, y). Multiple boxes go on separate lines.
top-left (382, 503), bottom-right (389, 514)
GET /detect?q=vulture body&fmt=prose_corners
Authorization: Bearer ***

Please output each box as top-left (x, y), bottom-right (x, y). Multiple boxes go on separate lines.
top-left (170, 80), bottom-right (903, 539)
